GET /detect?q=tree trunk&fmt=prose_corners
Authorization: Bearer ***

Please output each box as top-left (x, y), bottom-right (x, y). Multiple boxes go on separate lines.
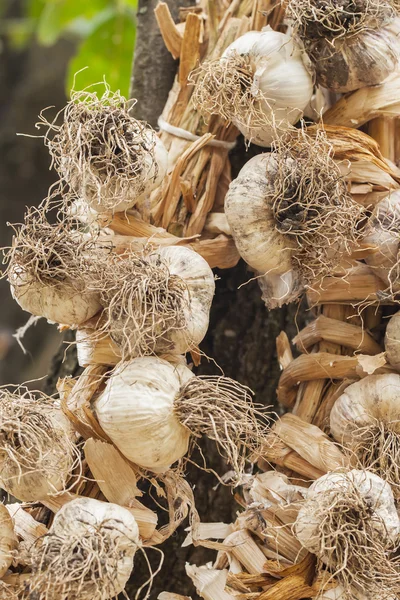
top-left (45, 2), bottom-right (306, 597)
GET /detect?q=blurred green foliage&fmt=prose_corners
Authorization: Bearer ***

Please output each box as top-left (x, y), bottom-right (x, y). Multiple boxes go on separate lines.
top-left (0, 0), bottom-right (137, 97)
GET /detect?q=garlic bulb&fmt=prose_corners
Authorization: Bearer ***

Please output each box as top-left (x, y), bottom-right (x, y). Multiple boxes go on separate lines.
top-left (0, 504), bottom-right (17, 578)
top-left (29, 497), bottom-right (139, 600)
top-left (330, 374), bottom-right (400, 493)
top-left (6, 212), bottom-right (101, 326)
top-left (225, 127), bottom-right (366, 282)
top-left (40, 88), bottom-right (168, 213)
top-left (295, 469), bottom-right (400, 597)
top-left (0, 389), bottom-right (77, 502)
top-left (92, 245), bottom-right (215, 358)
top-left (287, 0), bottom-right (400, 92)
top-left (192, 27), bottom-right (313, 146)
top-left (385, 311), bottom-right (400, 370)
top-left (363, 192), bottom-right (400, 295)
top-left (94, 356), bottom-right (268, 478)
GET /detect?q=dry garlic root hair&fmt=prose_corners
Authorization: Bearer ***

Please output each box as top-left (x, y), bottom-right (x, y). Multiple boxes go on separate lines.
top-left (295, 469), bottom-right (400, 599)
top-left (4, 210), bottom-right (101, 326)
top-left (39, 87), bottom-right (168, 213)
top-left (94, 357), bottom-right (269, 480)
top-left (192, 28), bottom-right (313, 146)
top-left (287, 0), bottom-right (400, 92)
top-left (330, 374), bottom-right (400, 496)
top-left (90, 245), bottom-right (215, 358)
top-left (225, 127), bottom-right (366, 287)
top-left (29, 497), bottom-right (139, 600)
top-left (0, 388), bottom-right (78, 502)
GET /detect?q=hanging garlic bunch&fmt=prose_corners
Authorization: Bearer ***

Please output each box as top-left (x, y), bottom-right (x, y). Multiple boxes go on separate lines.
top-left (39, 87), bottom-right (168, 213)
top-left (0, 388), bottom-right (78, 502)
top-left (330, 374), bottom-right (400, 496)
top-left (88, 245), bottom-right (215, 358)
top-left (295, 469), bottom-right (400, 598)
top-left (94, 356), bottom-right (269, 479)
top-left (4, 210), bottom-right (101, 326)
top-left (385, 310), bottom-right (400, 369)
top-left (363, 191), bottom-right (400, 295)
top-left (0, 504), bottom-right (17, 578)
top-left (192, 27), bottom-right (313, 146)
top-left (225, 126), bottom-right (366, 290)
top-left (287, 0), bottom-right (400, 92)
top-left (29, 498), bottom-right (139, 600)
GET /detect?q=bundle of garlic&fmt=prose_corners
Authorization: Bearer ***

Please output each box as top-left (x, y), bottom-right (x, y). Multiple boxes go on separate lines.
top-left (39, 87), bottom-right (168, 214)
top-left (294, 469), bottom-right (400, 598)
top-left (287, 0), bottom-right (400, 92)
top-left (225, 126), bottom-right (367, 302)
top-left (28, 497), bottom-right (140, 600)
top-left (4, 210), bottom-right (101, 326)
top-left (87, 244), bottom-right (215, 358)
top-left (192, 28), bottom-right (313, 146)
top-left (330, 373), bottom-right (400, 496)
top-left (0, 388), bottom-right (78, 502)
top-left (93, 356), bottom-right (269, 480)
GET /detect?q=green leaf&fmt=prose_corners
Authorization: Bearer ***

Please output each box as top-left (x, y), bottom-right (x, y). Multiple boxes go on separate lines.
top-left (67, 11), bottom-right (136, 98)
top-left (36, 0), bottom-right (109, 45)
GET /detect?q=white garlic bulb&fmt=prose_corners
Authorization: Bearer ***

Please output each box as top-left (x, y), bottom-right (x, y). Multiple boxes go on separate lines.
top-left (0, 504), bottom-right (17, 578)
top-left (41, 88), bottom-right (168, 213)
top-left (95, 245), bottom-right (215, 358)
top-left (6, 215), bottom-right (101, 327)
top-left (225, 130), bottom-right (365, 282)
top-left (0, 391), bottom-right (77, 502)
top-left (94, 356), bottom-right (266, 478)
top-left (94, 357), bottom-right (194, 472)
top-left (385, 311), bottom-right (400, 370)
top-left (9, 265), bottom-right (101, 326)
top-left (288, 0), bottom-right (400, 92)
top-left (30, 497), bottom-right (139, 600)
top-left (295, 469), bottom-right (400, 596)
top-left (193, 27), bottom-right (313, 146)
top-left (330, 374), bottom-right (400, 494)
top-left (363, 192), bottom-right (400, 294)
top-left (330, 374), bottom-right (400, 443)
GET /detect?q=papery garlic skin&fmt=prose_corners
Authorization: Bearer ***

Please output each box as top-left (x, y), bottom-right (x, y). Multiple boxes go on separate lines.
top-left (156, 246), bottom-right (215, 354)
top-left (33, 497), bottom-right (139, 599)
top-left (307, 18), bottom-right (400, 93)
top-left (385, 312), bottom-right (400, 370)
top-left (0, 504), bottom-right (17, 578)
top-left (84, 134), bottom-right (168, 214)
top-left (221, 29), bottom-right (313, 146)
top-left (225, 153), bottom-right (296, 274)
top-left (0, 401), bottom-right (76, 502)
top-left (295, 469), bottom-right (400, 560)
top-left (94, 357), bottom-right (194, 472)
top-left (9, 266), bottom-right (101, 326)
top-left (330, 374), bottom-right (400, 443)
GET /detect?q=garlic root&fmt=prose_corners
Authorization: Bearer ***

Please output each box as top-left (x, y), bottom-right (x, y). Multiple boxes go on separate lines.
top-left (295, 469), bottom-right (400, 598)
top-left (0, 388), bottom-right (78, 502)
top-left (330, 374), bottom-right (400, 495)
top-left (39, 87), bottom-right (168, 213)
top-left (288, 0), bottom-right (400, 92)
top-left (4, 210), bottom-right (101, 326)
top-left (225, 127), bottom-right (367, 285)
top-left (29, 497), bottom-right (139, 600)
top-left (192, 28), bottom-right (313, 147)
